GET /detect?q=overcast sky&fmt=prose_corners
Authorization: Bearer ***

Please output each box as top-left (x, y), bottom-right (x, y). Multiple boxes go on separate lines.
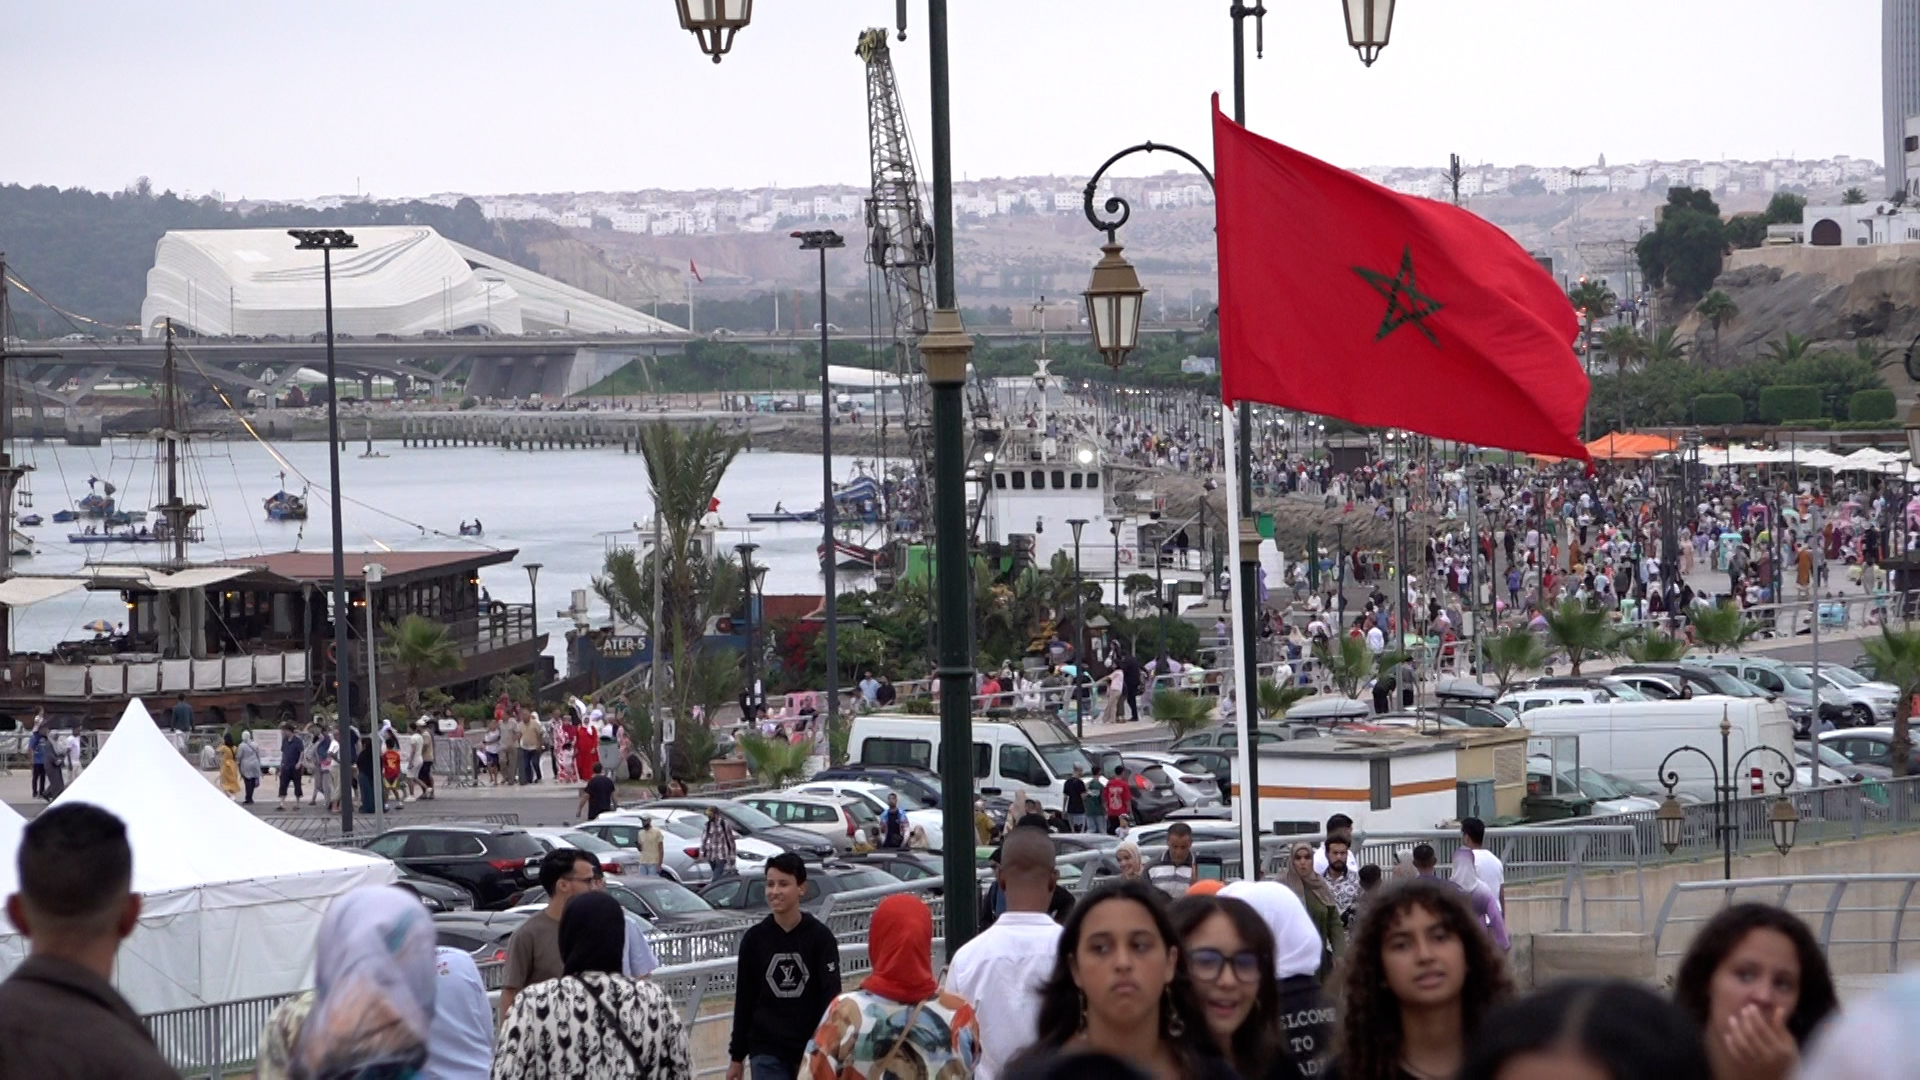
top-left (3, 0), bottom-right (1886, 200)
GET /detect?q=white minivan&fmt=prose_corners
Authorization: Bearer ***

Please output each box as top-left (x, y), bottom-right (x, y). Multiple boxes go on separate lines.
top-left (1521, 698), bottom-right (1796, 802)
top-left (848, 714), bottom-right (1096, 810)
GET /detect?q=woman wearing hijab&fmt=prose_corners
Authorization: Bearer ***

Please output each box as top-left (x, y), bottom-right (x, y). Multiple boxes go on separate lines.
top-left (492, 891), bottom-right (690, 1080)
top-left (256, 886), bottom-right (439, 1080)
top-left (802, 894), bottom-right (980, 1079)
top-left (1280, 843), bottom-right (1344, 979)
top-left (218, 732), bottom-right (242, 799)
top-left (1222, 880), bottom-right (1337, 1080)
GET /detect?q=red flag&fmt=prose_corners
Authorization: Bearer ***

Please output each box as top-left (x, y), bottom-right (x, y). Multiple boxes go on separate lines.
top-left (689, 259), bottom-right (704, 284)
top-left (707, 496), bottom-right (720, 513)
top-left (1213, 101), bottom-right (1589, 461)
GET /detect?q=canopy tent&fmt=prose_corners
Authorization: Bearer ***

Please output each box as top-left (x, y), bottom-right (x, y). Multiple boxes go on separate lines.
top-left (0, 799), bottom-right (24, 900)
top-left (1585, 432), bottom-right (1677, 460)
top-left (0, 700), bottom-right (394, 1012)
top-left (824, 364), bottom-right (909, 391)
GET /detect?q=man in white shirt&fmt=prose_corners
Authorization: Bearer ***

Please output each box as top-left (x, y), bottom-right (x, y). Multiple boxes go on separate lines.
top-left (1461, 816), bottom-right (1505, 920)
top-left (946, 827), bottom-right (1063, 1080)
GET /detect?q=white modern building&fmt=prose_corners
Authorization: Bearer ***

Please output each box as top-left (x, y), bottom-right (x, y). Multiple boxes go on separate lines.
top-left (139, 226), bottom-right (679, 340)
top-left (1890, 0), bottom-right (1920, 197)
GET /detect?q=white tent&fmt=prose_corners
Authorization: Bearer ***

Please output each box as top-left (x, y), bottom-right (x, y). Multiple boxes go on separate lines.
top-left (0, 701), bottom-right (394, 1012)
top-left (0, 799), bottom-right (25, 903)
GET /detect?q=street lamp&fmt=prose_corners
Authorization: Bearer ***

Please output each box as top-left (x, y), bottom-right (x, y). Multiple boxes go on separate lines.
top-left (524, 562), bottom-right (543, 647)
top-left (736, 542), bottom-right (761, 721)
top-left (1341, 0), bottom-right (1397, 66)
top-left (1084, 241), bottom-right (1146, 370)
top-left (290, 226), bottom-right (359, 836)
top-left (363, 561), bottom-right (386, 835)
top-left (1654, 706), bottom-right (1800, 877)
top-left (1068, 518), bottom-right (1089, 738)
top-left (795, 229), bottom-right (845, 733)
top-left (673, 0), bottom-right (753, 63)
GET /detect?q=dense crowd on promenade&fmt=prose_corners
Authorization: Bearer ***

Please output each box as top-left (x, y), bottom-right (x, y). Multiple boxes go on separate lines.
top-left (1, 802), bottom-right (1910, 1080)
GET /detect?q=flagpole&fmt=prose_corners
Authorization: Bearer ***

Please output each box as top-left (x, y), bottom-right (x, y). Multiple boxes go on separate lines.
top-left (1223, 402), bottom-right (1262, 879)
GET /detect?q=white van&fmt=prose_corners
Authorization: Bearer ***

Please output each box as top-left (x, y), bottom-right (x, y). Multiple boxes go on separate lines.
top-left (1521, 698), bottom-right (1796, 802)
top-left (848, 714), bottom-right (1095, 810)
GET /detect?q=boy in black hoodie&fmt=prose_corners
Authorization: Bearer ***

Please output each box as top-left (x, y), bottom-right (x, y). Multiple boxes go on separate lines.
top-left (726, 853), bottom-right (842, 1080)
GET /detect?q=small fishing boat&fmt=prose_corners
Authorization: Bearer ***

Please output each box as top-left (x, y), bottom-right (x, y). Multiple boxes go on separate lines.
top-left (459, 520), bottom-right (485, 537)
top-left (817, 538), bottom-right (879, 570)
top-left (11, 531), bottom-right (33, 557)
top-left (264, 473), bottom-right (309, 521)
top-left (50, 510), bottom-right (78, 524)
top-left (16, 514), bottom-right (41, 527)
top-left (748, 509), bottom-right (820, 524)
top-left (78, 477), bottom-right (117, 518)
top-left (68, 529), bottom-right (163, 545)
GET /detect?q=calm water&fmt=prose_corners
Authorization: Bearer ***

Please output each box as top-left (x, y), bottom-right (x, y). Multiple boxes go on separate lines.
top-left (7, 440), bottom-right (878, 660)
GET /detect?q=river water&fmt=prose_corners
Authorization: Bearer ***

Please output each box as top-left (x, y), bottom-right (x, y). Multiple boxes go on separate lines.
top-left (8, 439), bottom-right (876, 661)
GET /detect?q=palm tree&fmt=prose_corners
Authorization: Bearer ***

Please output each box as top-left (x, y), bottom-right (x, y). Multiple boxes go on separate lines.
top-left (1690, 601), bottom-right (1762, 653)
top-left (1259, 679), bottom-right (1314, 719)
top-left (638, 421), bottom-right (746, 652)
top-left (1150, 689), bottom-right (1215, 739)
top-left (1315, 636), bottom-right (1379, 700)
top-left (380, 614), bottom-right (463, 710)
top-left (1695, 291), bottom-right (1738, 364)
top-left (1599, 325), bottom-right (1646, 431)
top-left (1621, 631), bottom-right (1689, 662)
top-left (1644, 325), bottom-right (1689, 365)
top-left (1568, 279), bottom-right (1617, 325)
top-left (1762, 331), bottom-right (1814, 365)
top-left (1541, 599), bottom-right (1616, 676)
top-left (1483, 627), bottom-right (1547, 694)
top-left (1842, 187), bottom-right (1868, 205)
top-left (739, 731), bottom-right (813, 786)
top-left (1861, 627), bottom-right (1920, 777)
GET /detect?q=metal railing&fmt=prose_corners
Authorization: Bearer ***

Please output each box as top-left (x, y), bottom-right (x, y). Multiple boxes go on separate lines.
top-left (646, 876), bottom-right (942, 968)
top-left (1653, 873), bottom-right (1920, 975)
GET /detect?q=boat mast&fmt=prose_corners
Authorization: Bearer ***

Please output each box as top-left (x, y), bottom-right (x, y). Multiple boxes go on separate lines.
top-left (156, 319), bottom-right (199, 570)
top-left (0, 256), bottom-right (35, 653)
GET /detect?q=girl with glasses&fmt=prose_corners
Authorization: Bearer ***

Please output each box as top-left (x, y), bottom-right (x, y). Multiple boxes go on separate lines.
top-left (1171, 894), bottom-right (1298, 1080)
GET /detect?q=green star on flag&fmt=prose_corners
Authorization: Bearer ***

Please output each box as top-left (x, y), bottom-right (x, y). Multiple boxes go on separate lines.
top-left (1353, 246), bottom-right (1443, 346)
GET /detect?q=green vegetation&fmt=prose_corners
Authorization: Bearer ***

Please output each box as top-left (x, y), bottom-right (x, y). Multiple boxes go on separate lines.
top-left (1150, 690), bottom-right (1214, 739)
top-left (1483, 627), bottom-right (1548, 694)
top-left (1541, 599), bottom-right (1615, 675)
top-left (1842, 187), bottom-right (1869, 205)
top-left (739, 732), bottom-right (813, 786)
top-left (1621, 632), bottom-right (1689, 662)
top-left (1695, 291), bottom-right (1738, 363)
top-left (1861, 628), bottom-right (1920, 776)
top-left (1850, 389), bottom-right (1897, 422)
top-left (379, 615), bottom-right (464, 710)
top-left (1724, 193), bottom-right (1807, 250)
top-left (1635, 187), bottom-right (1727, 304)
top-left (1588, 341), bottom-right (1886, 429)
top-left (1692, 393), bottom-right (1744, 425)
top-left (1757, 385), bottom-right (1823, 423)
top-left (1691, 602), bottom-right (1763, 653)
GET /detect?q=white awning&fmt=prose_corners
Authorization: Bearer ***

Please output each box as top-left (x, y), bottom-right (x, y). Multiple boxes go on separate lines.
top-left (0, 577), bottom-right (89, 607)
top-left (147, 566), bottom-right (253, 591)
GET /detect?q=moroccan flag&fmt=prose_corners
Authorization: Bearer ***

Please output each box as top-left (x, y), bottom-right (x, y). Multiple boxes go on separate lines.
top-left (689, 259), bottom-right (704, 283)
top-left (1213, 102), bottom-right (1589, 461)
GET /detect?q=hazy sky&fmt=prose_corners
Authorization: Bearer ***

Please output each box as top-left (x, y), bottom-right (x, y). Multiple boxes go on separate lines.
top-left (3, 0), bottom-right (1886, 200)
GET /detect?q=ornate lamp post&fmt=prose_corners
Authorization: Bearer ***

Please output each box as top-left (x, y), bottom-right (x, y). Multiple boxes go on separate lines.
top-left (289, 227), bottom-right (359, 835)
top-left (673, 0), bottom-right (754, 63)
top-left (524, 562), bottom-right (543, 647)
top-left (735, 543), bottom-right (760, 721)
top-left (1341, 0), bottom-right (1396, 66)
top-left (1654, 706), bottom-right (1800, 878)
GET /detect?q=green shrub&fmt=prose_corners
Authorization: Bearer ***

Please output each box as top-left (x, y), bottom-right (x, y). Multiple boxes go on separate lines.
top-left (1692, 393), bottom-right (1744, 424)
top-left (1777, 418), bottom-right (1833, 430)
top-left (1848, 388), bottom-right (1897, 422)
top-left (1835, 419), bottom-right (1900, 431)
top-left (1758, 384), bottom-right (1823, 423)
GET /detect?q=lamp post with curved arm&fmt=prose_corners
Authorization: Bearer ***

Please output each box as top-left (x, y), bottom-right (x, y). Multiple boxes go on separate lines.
top-left (1653, 706), bottom-right (1800, 879)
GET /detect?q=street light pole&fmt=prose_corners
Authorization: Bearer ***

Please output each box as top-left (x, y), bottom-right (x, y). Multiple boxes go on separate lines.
top-left (1654, 707), bottom-right (1799, 879)
top-left (736, 542), bottom-right (760, 721)
top-left (363, 561), bottom-right (386, 837)
top-left (795, 230), bottom-right (846, 736)
top-left (524, 562), bottom-right (543, 653)
top-left (289, 227), bottom-right (358, 836)
top-left (1069, 518), bottom-right (1088, 738)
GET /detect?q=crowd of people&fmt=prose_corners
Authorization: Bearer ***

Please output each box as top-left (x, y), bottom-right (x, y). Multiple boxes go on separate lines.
top-left (1, 801), bottom-right (1914, 1080)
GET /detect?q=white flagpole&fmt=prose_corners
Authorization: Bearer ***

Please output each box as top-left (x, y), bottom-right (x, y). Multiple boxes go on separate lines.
top-left (1222, 401), bottom-right (1261, 879)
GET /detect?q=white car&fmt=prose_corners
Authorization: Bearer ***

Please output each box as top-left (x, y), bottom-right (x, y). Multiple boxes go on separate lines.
top-left (738, 792), bottom-right (864, 854)
top-left (1122, 752), bottom-right (1224, 810)
top-left (789, 779), bottom-right (946, 851)
top-left (523, 827), bottom-right (647, 886)
top-left (1791, 663), bottom-right (1897, 725)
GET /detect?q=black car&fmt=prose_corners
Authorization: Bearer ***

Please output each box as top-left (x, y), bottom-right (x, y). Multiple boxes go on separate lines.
top-left (515, 878), bottom-right (740, 931)
top-left (810, 765), bottom-right (944, 810)
top-left (1612, 664), bottom-right (1770, 701)
top-left (1073, 744), bottom-right (1181, 824)
top-left (395, 869), bottom-right (475, 914)
top-left (363, 824), bottom-right (547, 910)
top-left (698, 864), bottom-right (903, 913)
top-left (643, 798), bottom-right (836, 859)
top-left (842, 850), bottom-right (945, 889)
top-left (432, 910), bottom-right (530, 967)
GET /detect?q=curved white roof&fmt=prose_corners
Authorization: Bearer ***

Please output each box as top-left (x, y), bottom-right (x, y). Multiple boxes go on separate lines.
top-left (140, 226), bottom-right (680, 341)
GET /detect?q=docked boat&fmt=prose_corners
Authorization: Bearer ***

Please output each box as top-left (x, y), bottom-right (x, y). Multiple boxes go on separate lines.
top-left (747, 508), bottom-right (820, 524)
top-left (264, 473), bottom-right (309, 521)
top-left (459, 521), bottom-right (485, 537)
top-left (11, 531), bottom-right (32, 558)
top-left (78, 477), bottom-right (117, 518)
top-left (817, 538), bottom-right (880, 570)
top-left (50, 509), bottom-right (78, 523)
top-left (16, 514), bottom-right (41, 527)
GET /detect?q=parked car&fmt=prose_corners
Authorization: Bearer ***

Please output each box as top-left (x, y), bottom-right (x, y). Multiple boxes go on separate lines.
top-left (1121, 818), bottom-right (1242, 850)
top-left (432, 910), bottom-right (529, 968)
top-left (840, 849), bottom-right (945, 887)
top-left (790, 778), bottom-right (946, 850)
top-left (1818, 727), bottom-right (1920, 776)
top-left (523, 827), bottom-right (642, 882)
top-left (1512, 676), bottom-right (1652, 701)
top-left (1702, 656), bottom-right (1814, 724)
top-left (1121, 752), bottom-right (1224, 810)
top-left (1523, 758), bottom-right (1661, 815)
top-left (1176, 748), bottom-right (1236, 802)
top-left (1167, 722), bottom-right (1305, 752)
top-left (810, 765), bottom-right (945, 810)
top-left (1795, 741), bottom-right (1890, 787)
top-left (1501, 680), bottom-right (1651, 714)
top-left (362, 824), bottom-right (546, 910)
top-left (514, 878), bottom-right (738, 930)
top-left (580, 809), bottom-right (779, 884)
top-left (395, 868), bottom-right (475, 913)
top-left (1789, 662), bottom-right (1897, 726)
top-left (641, 798), bottom-right (836, 859)
top-left (738, 792), bottom-right (865, 854)
top-left (1611, 663), bottom-right (1772, 701)
top-left (697, 864), bottom-right (902, 914)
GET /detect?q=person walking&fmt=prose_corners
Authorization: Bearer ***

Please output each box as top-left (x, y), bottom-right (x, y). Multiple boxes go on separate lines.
top-left (1459, 979), bottom-right (1712, 1080)
top-left (0, 805), bottom-right (176, 1080)
top-left (1674, 904), bottom-right (1838, 1080)
top-left (576, 764), bottom-right (617, 821)
top-left (636, 816), bottom-right (665, 877)
top-left (802, 893), bottom-right (979, 1080)
top-left (500, 849), bottom-right (603, 1024)
top-left (519, 712), bottom-right (545, 785)
top-left (1063, 764), bottom-right (1089, 834)
top-left (1223, 880), bottom-right (1336, 1079)
top-left (946, 827), bottom-right (1062, 1080)
top-left (726, 854), bottom-right (841, 1080)
top-left (1170, 892), bottom-right (1294, 1080)
top-left (1121, 650), bottom-right (1144, 723)
top-left (27, 720), bottom-right (46, 800)
top-left (701, 806), bottom-right (737, 877)
top-left (426, 946), bottom-right (495, 1080)
top-left (315, 727), bottom-right (337, 812)
top-left (493, 891), bottom-right (692, 1080)
top-left (877, 792), bottom-right (910, 850)
top-left (276, 724), bottom-right (304, 810)
top-left (572, 714), bottom-right (600, 783)
top-left (1007, 880), bottom-right (1222, 1080)
top-left (1278, 843), bottom-right (1344, 979)
top-left (1327, 879), bottom-right (1512, 1080)
top-left (1148, 822), bottom-right (1198, 892)
top-left (1102, 764), bottom-right (1134, 833)
top-left (218, 733), bottom-right (242, 800)
top-left (416, 719), bottom-right (436, 801)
